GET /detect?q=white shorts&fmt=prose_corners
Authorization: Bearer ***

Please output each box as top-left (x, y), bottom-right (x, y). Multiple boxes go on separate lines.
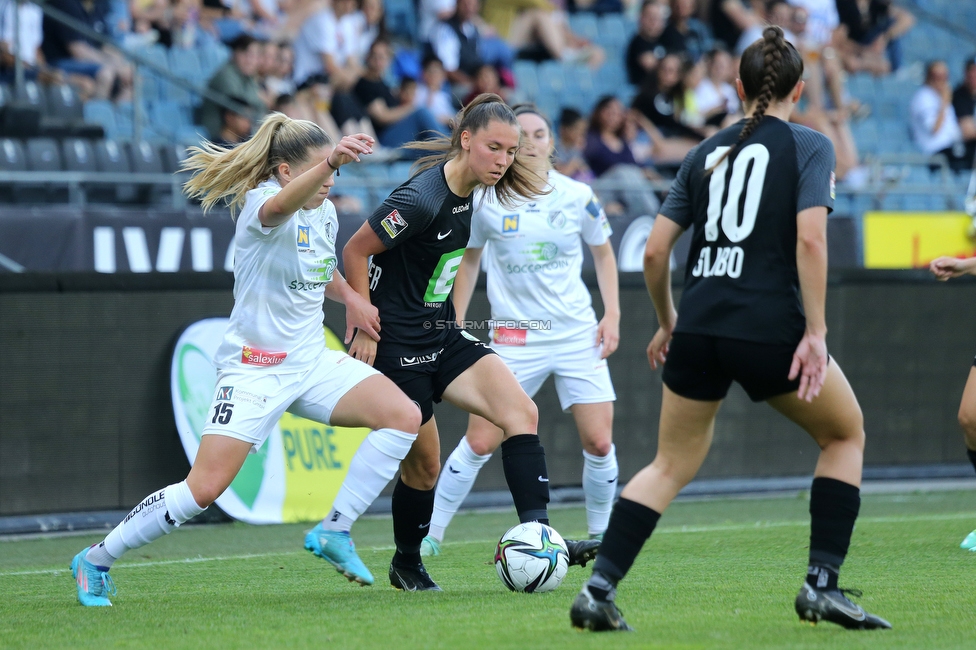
top-left (492, 340), bottom-right (616, 412)
top-left (201, 349), bottom-right (378, 448)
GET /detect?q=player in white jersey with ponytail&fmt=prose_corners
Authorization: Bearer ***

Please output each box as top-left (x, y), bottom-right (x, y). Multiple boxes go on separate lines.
top-left (422, 104), bottom-right (621, 555)
top-left (69, 114), bottom-right (422, 607)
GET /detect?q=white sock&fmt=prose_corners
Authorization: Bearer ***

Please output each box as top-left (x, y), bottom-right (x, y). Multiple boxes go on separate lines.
top-left (87, 481), bottom-right (204, 568)
top-left (325, 428), bottom-right (417, 530)
top-left (582, 445), bottom-right (618, 536)
top-left (429, 437), bottom-right (492, 542)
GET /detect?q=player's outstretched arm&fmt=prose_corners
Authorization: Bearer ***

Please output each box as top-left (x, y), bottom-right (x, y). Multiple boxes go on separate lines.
top-left (930, 256), bottom-right (976, 281)
top-left (451, 247), bottom-right (483, 324)
top-left (791, 206), bottom-right (829, 402)
top-left (259, 133), bottom-right (373, 228)
top-left (644, 215), bottom-right (683, 370)
top-left (590, 241), bottom-right (620, 359)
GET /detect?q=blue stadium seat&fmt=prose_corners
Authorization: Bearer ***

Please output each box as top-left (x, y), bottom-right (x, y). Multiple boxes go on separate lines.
top-left (169, 48), bottom-right (201, 78)
top-left (513, 61), bottom-right (539, 100)
top-left (385, 0), bottom-right (418, 42)
top-left (149, 100), bottom-right (191, 137)
top-left (569, 13), bottom-right (599, 41)
top-left (389, 161), bottom-right (413, 183)
top-left (83, 100), bottom-right (118, 139)
top-left (537, 60), bottom-right (567, 96)
top-left (197, 42), bottom-right (230, 77)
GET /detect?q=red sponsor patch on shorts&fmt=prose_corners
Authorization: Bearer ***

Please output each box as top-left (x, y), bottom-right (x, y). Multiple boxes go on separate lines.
top-left (241, 346), bottom-right (287, 366)
top-left (493, 327), bottom-right (527, 346)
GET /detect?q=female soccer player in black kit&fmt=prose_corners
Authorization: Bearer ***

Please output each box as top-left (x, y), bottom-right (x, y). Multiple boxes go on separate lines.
top-left (570, 27), bottom-right (891, 632)
top-left (303, 94), bottom-right (599, 591)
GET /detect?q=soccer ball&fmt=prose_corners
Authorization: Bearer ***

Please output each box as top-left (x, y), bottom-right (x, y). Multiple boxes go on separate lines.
top-left (494, 522), bottom-right (570, 593)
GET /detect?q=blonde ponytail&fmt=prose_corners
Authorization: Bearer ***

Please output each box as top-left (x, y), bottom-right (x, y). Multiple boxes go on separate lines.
top-left (182, 113), bottom-right (333, 216)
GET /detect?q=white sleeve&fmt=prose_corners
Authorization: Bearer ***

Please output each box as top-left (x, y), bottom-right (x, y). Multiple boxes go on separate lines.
top-left (307, 12), bottom-right (338, 56)
top-left (911, 90), bottom-right (937, 134)
top-left (468, 199), bottom-right (490, 248)
top-left (432, 23), bottom-right (461, 72)
top-left (580, 188), bottom-right (611, 246)
top-left (0, 3), bottom-right (13, 45)
top-left (240, 186), bottom-right (286, 239)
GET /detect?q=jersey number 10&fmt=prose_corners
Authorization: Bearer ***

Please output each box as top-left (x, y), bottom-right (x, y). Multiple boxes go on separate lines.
top-left (692, 144), bottom-right (770, 280)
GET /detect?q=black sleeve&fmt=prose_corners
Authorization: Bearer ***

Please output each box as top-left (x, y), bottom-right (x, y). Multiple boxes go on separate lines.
top-left (625, 36), bottom-right (643, 85)
top-left (367, 182), bottom-right (438, 249)
top-left (658, 23), bottom-right (686, 55)
top-left (792, 126), bottom-right (836, 213)
top-left (659, 144), bottom-right (700, 228)
top-left (953, 85), bottom-right (975, 122)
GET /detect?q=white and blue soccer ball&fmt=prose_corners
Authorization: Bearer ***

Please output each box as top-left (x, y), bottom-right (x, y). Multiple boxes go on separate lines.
top-left (494, 522), bottom-right (570, 593)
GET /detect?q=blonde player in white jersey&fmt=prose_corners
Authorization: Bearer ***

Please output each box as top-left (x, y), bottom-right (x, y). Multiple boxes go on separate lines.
top-left (69, 114), bottom-right (423, 607)
top-left (422, 104), bottom-right (621, 555)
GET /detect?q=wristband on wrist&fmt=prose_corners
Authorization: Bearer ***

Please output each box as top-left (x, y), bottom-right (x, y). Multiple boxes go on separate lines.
top-left (327, 155), bottom-right (340, 176)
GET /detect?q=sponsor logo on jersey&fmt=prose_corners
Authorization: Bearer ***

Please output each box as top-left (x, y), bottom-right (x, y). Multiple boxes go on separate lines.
top-left (502, 214), bottom-right (519, 232)
top-left (216, 386), bottom-right (234, 401)
top-left (241, 346), bottom-right (287, 366)
top-left (452, 202), bottom-right (470, 214)
top-left (493, 326), bottom-right (527, 346)
top-left (400, 351), bottom-right (439, 366)
top-left (324, 221), bottom-right (335, 243)
top-left (524, 242), bottom-right (559, 262)
top-left (585, 195), bottom-right (605, 220)
top-left (525, 202), bottom-right (541, 213)
top-left (297, 225), bottom-right (310, 248)
top-left (547, 210), bottom-right (566, 229)
top-left (381, 209), bottom-right (408, 238)
top-left (308, 257), bottom-right (337, 283)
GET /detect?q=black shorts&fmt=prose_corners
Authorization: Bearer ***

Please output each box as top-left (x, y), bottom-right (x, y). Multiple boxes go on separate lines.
top-left (662, 332), bottom-right (803, 402)
top-left (373, 329), bottom-right (495, 424)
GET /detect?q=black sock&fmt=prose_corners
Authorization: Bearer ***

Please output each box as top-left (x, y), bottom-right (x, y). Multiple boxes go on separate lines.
top-left (391, 477), bottom-right (434, 566)
top-left (806, 477), bottom-right (860, 589)
top-left (589, 498), bottom-right (661, 596)
top-left (501, 435), bottom-right (550, 525)
top-left (967, 448), bottom-right (976, 475)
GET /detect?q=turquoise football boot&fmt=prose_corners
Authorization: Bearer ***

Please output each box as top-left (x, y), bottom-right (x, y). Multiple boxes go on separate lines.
top-left (420, 535), bottom-right (441, 558)
top-left (304, 524), bottom-right (374, 585)
top-left (961, 529), bottom-right (976, 550)
top-left (70, 548), bottom-right (116, 607)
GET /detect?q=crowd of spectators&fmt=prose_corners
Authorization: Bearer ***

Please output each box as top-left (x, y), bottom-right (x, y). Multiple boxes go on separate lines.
top-left (8, 0), bottom-right (976, 216)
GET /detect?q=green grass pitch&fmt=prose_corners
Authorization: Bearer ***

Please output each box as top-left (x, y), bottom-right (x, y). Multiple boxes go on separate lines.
top-left (2, 490), bottom-right (976, 649)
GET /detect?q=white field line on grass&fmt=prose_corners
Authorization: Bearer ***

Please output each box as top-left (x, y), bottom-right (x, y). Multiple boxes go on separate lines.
top-left (2, 510), bottom-right (973, 578)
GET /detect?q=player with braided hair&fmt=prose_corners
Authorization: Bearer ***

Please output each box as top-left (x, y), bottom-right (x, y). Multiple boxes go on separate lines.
top-left (570, 26), bottom-right (891, 632)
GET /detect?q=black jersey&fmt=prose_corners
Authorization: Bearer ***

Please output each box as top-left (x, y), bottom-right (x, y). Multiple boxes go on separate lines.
top-left (367, 162), bottom-right (474, 356)
top-left (660, 116), bottom-right (835, 345)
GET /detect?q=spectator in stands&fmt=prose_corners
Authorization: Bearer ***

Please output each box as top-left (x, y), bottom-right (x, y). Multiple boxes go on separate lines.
top-left (584, 95), bottom-right (661, 218)
top-left (42, 0), bottom-right (134, 101)
top-left (481, 0), bottom-right (604, 68)
top-left (554, 107), bottom-right (595, 183)
top-left (342, 0), bottom-right (388, 64)
top-left (910, 60), bottom-right (971, 172)
top-left (292, 0), bottom-right (375, 136)
top-left (659, 0), bottom-right (712, 63)
top-left (693, 47), bottom-right (740, 125)
top-left (130, 0), bottom-right (176, 47)
top-left (414, 55), bottom-right (458, 126)
top-left (632, 52), bottom-right (708, 141)
top-left (419, 0), bottom-right (456, 43)
top-left (200, 33), bottom-right (267, 138)
top-left (213, 95), bottom-right (253, 146)
top-left (626, 0), bottom-right (668, 86)
top-left (200, 0), bottom-right (254, 42)
top-left (706, 0), bottom-right (749, 52)
top-left (428, 0), bottom-right (515, 88)
top-left (462, 62), bottom-right (511, 105)
top-left (735, 0), bottom-right (796, 55)
top-left (835, 0), bottom-right (914, 75)
top-left (951, 57), bottom-right (976, 171)
top-left (260, 40), bottom-right (295, 102)
top-left (0, 0), bottom-right (85, 92)
top-left (354, 38), bottom-right (447, 152)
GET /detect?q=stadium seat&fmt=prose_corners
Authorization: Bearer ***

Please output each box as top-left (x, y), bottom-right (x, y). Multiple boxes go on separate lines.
top-left (26, 138), bottom-right (62, 171)
top-left (169, 48), bottom-right (201, 78)
top-left (385, 0), bottom-right (418, 41)
top-left (389, 161), bottom-right (413, 183)
top-left (568, 13), bottom-right (599, 41)
top-left (0, 137), bottom-right (25, 170)
top-left (94, 139), bottom-right (132, 174)
top-left (45, 84), bottom-right (84, 122)
top-left (149, 100), bottom-right (191, 138)
top-left (61, 138), bottom-right (97, 172)
top-left (537, 60), bottom-right (567, 96)
top-left (83, 100), bottom-right (118, 140)
top-left (158, 142), bottom-right (188, 174)
top-left (0, 83), bottom-right (9, 107)
top-left (197, 42), bottom-right (230, 77)
top-left (513, 61), bottom-right (539, 100)
top-left (14, 79), bottom-right (46, 113)
top-left (129, 140), bottom-right (164, 174)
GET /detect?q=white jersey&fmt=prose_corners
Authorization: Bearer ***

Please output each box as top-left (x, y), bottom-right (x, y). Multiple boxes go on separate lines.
top-left (214, 179), bottom-right (339, 372)
top-left (469, 170), bottom-right (612, 347)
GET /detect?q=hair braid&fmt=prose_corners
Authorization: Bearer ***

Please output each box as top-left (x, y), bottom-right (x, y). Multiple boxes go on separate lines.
top-left (707, 26), bottom-right (792, 174)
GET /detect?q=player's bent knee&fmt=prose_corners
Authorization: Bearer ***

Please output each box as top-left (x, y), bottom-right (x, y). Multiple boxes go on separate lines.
top-left (187, 483), bottom-right (221, 509)
top-left (467, 434), bottom-right (500, 456)
top-left (958, 406), bottom-right (976, 442)
top-left (583, 437), bottom-right (613, 457)
top-left (392, 400), bottom-right (423, 434)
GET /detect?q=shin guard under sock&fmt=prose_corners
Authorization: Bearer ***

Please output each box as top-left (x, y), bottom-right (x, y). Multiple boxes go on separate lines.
top-left (590, 498), bottom-right (661, 588)
top-left (806, 477), bottom-right (860, 588)
top-left (501, 434), bottom-right (550, 525)
top-left (392, 477), bottom-right (435, 565)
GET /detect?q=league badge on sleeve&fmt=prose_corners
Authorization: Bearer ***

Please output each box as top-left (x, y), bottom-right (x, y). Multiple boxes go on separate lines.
top-left (830, 171), bottom-right (836, 200)
top-left (585, 194), bottom-right (605, 220)
top-left (381, 209), bottom-right (408, 239)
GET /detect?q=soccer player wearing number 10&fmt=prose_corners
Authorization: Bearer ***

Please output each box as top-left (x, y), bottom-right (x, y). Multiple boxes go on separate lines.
top-left (571, 27), bottom-right (890, 632)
